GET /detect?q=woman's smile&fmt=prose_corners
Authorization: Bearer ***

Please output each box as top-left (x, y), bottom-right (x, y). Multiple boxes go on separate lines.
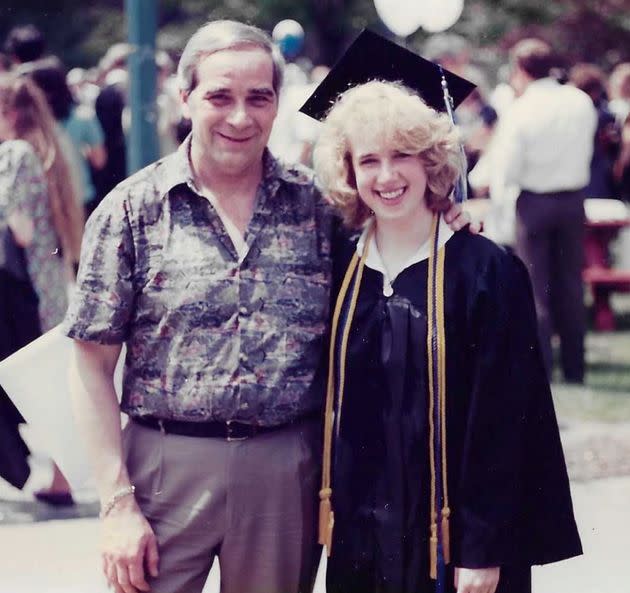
top-left (375, 186), bottom-right (406, 201)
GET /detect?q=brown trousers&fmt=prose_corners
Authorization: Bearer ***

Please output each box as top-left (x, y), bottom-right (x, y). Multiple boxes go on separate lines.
top-left (515, 189), bottom-right (586, 382)
top-left (123, 417), bottom-right (322, 593)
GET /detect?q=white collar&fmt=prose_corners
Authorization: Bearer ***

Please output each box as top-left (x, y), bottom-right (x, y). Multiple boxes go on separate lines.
top-left (524, 77), bottom-right (558, 93)
top-left (356, 216), bottom-right (454, 295)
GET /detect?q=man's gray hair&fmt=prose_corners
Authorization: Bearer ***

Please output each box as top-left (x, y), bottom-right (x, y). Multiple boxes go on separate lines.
top-left (177, 20), bottom-right (285, 94)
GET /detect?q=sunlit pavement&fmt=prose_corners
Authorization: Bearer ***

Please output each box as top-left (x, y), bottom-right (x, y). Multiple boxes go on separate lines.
top-left (2, 420), bottom-right (629, 593)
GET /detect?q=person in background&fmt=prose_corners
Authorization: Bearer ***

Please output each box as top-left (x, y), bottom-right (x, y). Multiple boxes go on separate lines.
top-left (489, 39), bottom-right (597, 384)
top-left (3, 24), bottom-right (46, 68)
top-left (0, 72), bottom-right (84, 504)
top-left (613, 113), bottom-right (630, 202)
top-left (155, 50), bottom-right (182, 156)
top-left (94, 45), bottom-right (129, 200)
top-left (569, 63), bottom-right (620, 200)
top-left (608, 62), bottom-right (630, 127)
top-left (423, 33), bottom-right (492, 141)
top-left (0, 169), bottom-right (41, 493)
top-left (66, 66), bottom-right (101, 107)
top-left (29, 58), bottom-right (107, 218)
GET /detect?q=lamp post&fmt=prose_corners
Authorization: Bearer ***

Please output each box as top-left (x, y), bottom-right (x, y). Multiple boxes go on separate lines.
top-left (125, 0), bottom-right (159, 173)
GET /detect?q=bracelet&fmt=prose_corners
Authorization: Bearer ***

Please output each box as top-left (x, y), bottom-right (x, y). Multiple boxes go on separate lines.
top-left (100, 485), bottom-right (136, 519)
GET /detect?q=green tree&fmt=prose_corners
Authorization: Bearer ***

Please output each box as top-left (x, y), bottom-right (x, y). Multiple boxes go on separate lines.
top-left (0, 0), bottom-right (627, 70)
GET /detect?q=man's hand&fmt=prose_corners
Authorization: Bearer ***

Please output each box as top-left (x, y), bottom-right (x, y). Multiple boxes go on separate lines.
top-left (454, 567), bottom-right (500, 593)
top-left (102, 498), bottom-right (159, 593)
top-left (444, 203), bottom-right (483, 234)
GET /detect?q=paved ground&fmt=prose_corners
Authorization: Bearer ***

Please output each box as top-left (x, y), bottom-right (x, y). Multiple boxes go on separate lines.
top-left (1, 476), bottom-right (628, 593)
top-left (3, 318), bottom-right (630, 593)
top-left (1, 412), bottom-right (629, 593)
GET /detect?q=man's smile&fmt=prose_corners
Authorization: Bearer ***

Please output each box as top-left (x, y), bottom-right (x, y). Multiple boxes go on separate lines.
top-left (216, 131), bottom-right (255, 143)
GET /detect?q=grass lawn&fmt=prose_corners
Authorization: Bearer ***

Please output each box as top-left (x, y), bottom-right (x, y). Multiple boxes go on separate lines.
top-left (552, 294), bottom-right (630, 423)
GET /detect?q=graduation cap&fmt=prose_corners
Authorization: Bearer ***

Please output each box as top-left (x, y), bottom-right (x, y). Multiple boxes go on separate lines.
top-left (299, 28), bottom-right (476, 121)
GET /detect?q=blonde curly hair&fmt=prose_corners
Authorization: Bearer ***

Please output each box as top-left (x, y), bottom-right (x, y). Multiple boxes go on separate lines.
top-left (313, 80), bottom-right (461, 229)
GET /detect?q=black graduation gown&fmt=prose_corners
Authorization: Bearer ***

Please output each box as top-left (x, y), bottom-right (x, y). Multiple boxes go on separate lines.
top-left (326, 229), bottom-right (582, 593)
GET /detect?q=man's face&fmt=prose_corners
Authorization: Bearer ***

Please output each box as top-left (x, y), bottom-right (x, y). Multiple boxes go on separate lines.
top-left (181, 46), bottom-right (278, 177)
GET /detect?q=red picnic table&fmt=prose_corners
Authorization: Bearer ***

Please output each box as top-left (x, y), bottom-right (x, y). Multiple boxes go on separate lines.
top-left (583, 217), bottom-right (630, 331)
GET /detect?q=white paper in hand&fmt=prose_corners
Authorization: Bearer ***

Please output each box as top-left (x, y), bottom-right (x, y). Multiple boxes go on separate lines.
top-left (0, 325), bottom-right (124, 492)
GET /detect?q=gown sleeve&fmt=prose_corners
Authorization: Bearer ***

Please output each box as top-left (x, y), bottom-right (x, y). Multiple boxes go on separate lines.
top-left (452, 249), bottom-right (582, 568)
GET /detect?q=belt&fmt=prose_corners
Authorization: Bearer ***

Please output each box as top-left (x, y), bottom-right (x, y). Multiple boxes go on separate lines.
top-left (520, 188), bottom-right (584, 198)
top-left (131, 414), bottom-right (316, 441)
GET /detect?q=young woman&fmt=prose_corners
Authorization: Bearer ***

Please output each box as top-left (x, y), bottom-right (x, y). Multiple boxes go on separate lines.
top-left (312, 80), bottom-right (581, 593)
top-left (29, 59), bottom-right (107, 217)
top-left (0, 72), bottom-right (84, 330)
top-left (0, 72), bottom-right (84, 502)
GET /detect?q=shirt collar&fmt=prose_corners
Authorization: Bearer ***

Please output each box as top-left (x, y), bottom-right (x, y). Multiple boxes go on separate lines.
top-left (155, 134), bottom-right (196, 196)
top-left (356, 216), bottom-right (454, 281)
top-left (525, 77), bottom-right (558, 93)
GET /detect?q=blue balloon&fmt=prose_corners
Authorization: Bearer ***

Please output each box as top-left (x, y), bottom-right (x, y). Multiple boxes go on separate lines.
top-left (272, 19), bottom-right (305, 59)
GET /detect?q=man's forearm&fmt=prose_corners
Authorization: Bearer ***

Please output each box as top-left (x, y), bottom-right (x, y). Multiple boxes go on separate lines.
top-left (69, 340), bottom-right (130, 504)
top-left (70, 341), bottom-right (160, 589)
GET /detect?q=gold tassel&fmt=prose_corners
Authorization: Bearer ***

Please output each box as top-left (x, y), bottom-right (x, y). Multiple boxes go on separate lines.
top-left (429, 521), bottom-right (438, 580)
top-left (441, 506), bottom-right (451, 564)
top-left (319, 488), bottom-right (334, 555)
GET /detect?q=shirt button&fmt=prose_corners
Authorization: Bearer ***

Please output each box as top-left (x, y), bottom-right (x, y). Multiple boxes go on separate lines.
top-left (383, 285), bottom-right (394, 297)
top-left (239, 352), bottom-right (246, 362)
top-left (239, 306), bottom-right (248, 315)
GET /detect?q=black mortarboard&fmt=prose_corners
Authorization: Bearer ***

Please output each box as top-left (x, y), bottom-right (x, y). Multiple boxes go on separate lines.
top-left (300, 29), bottom-right (476, 121)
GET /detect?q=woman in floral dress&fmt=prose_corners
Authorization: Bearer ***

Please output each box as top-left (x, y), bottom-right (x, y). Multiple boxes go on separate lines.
top-left (0, 72), bottom-right (84, 502)
top-left (0, 72), bottom-right (84, 331)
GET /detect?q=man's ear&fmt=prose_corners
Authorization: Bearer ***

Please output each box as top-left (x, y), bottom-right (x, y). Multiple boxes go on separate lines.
top-left (180, 89), bottom-right (191, 119)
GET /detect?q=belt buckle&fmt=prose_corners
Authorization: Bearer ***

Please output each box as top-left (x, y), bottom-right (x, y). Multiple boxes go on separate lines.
top-left (226, 420), bottom-right (248, 442)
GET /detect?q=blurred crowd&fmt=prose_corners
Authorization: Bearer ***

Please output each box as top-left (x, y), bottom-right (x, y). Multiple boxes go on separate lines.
top-left (1, 20), bottom-right (630, 504)
top-left (416, 33), bottom-right (630, 218)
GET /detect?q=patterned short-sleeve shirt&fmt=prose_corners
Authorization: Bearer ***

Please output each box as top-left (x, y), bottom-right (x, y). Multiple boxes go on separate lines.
top-left (63, 139), bottom-right (335, 426)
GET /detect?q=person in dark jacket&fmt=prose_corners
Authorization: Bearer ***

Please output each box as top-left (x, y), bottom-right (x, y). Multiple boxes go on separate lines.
top-left (308, 38), bottom-right (582, 593)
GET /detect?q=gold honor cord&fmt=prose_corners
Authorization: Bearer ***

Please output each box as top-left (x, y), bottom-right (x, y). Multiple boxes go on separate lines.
top-left (427, 216), bottom-right (438, 577)
top-left (318, 217), bottom-right (451, 578)
top-left (427, 214), bottom-right (450, 579)
top-left (438, 242), bottom-right (451, 566)
top-left (319, 225), bottom-right (374, 556)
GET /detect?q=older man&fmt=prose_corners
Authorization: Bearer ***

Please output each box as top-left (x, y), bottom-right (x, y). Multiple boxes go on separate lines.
top-left (64, 20), bottom-right (471, 593)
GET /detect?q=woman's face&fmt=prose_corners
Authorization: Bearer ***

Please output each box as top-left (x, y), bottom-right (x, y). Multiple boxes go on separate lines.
top-left (349, 130), bottom-right (430, 227)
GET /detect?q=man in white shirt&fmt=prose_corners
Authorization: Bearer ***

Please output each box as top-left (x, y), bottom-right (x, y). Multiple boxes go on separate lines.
top-left (491, 39), bottom-right (597, 383)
